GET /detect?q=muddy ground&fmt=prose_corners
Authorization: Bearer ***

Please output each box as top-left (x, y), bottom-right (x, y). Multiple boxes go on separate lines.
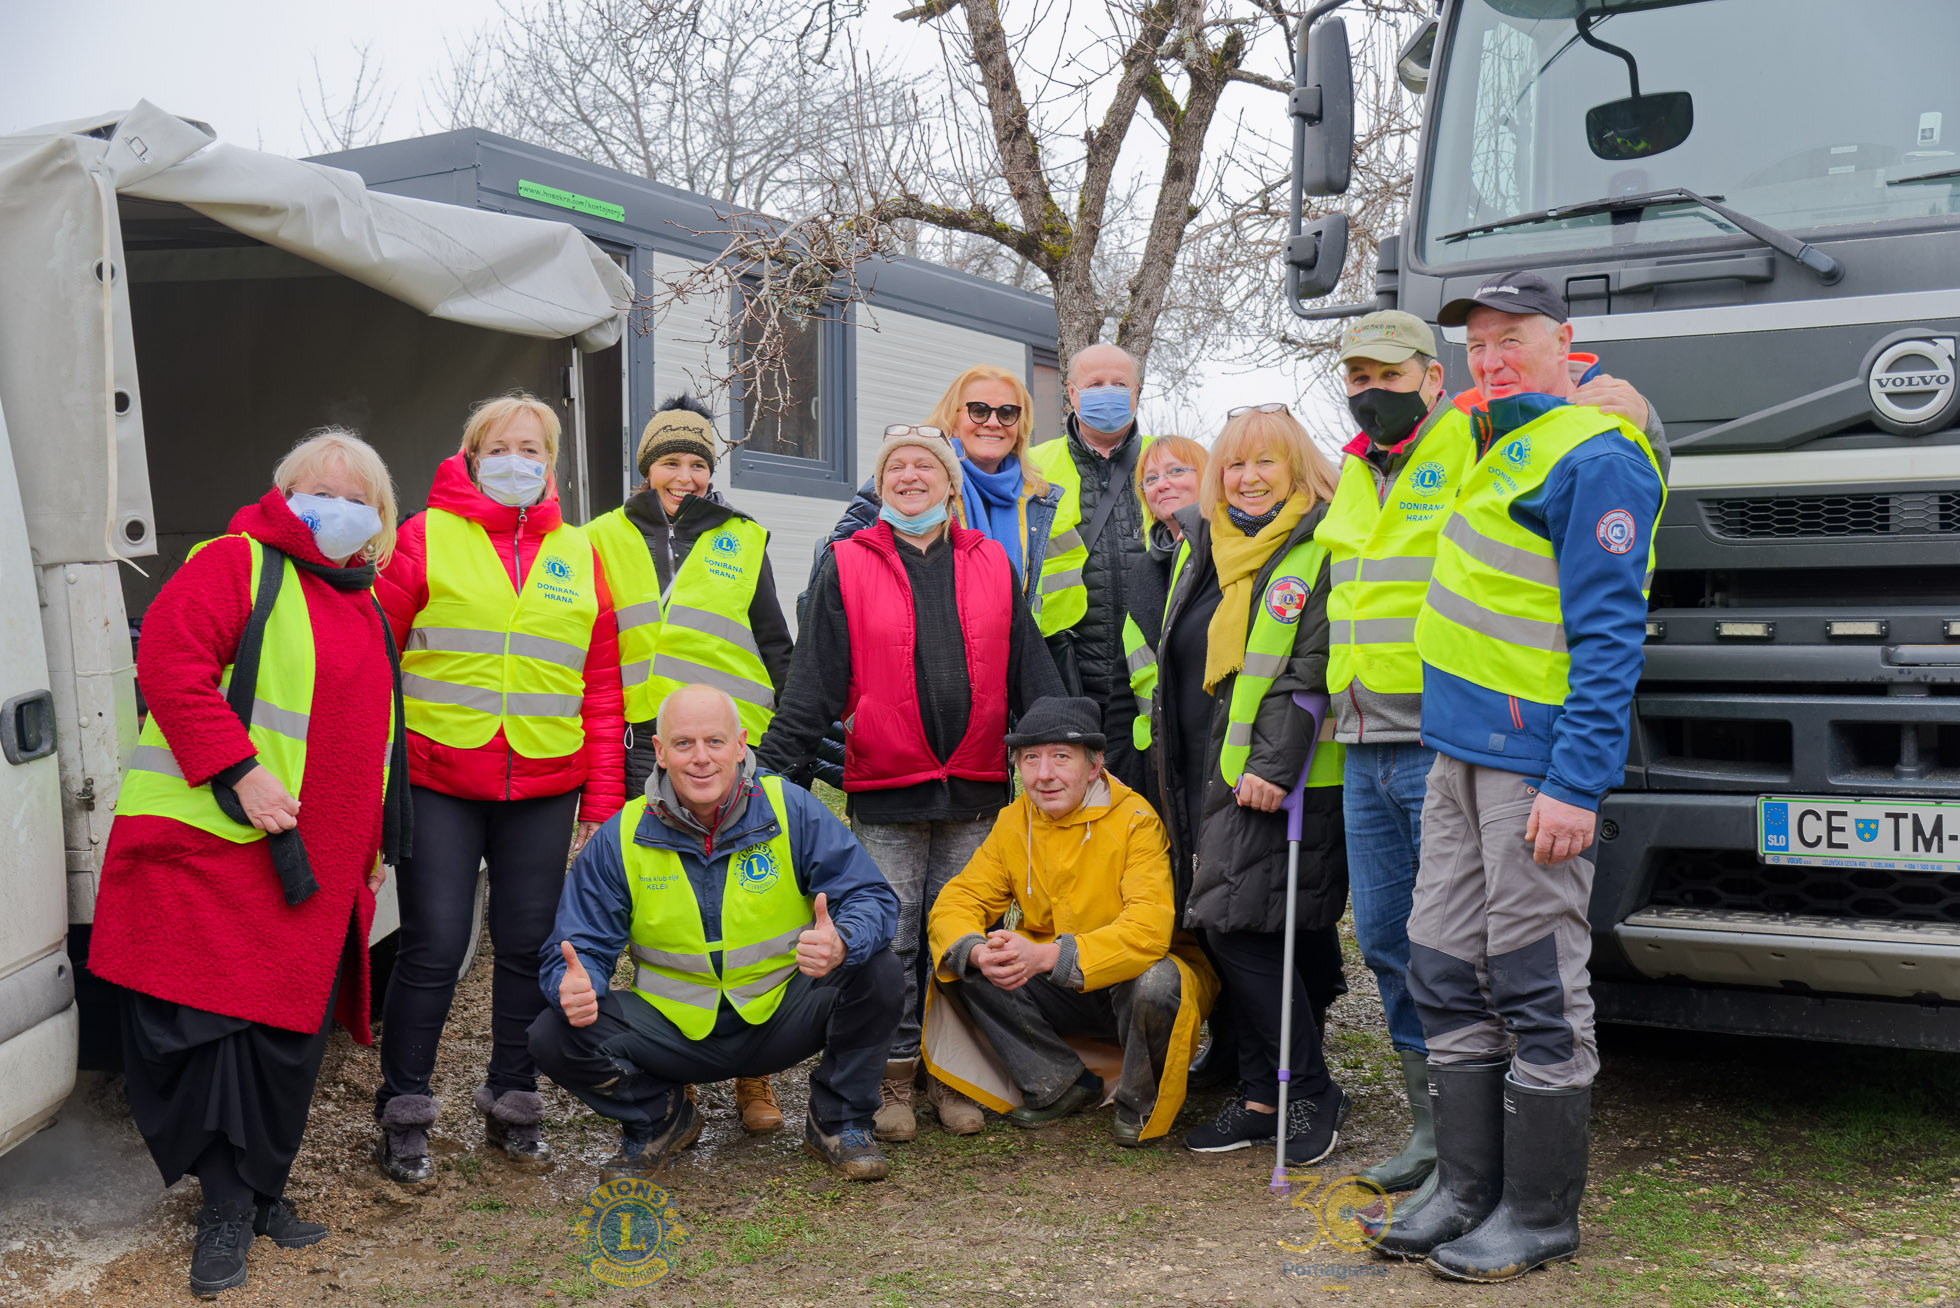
top-left (4, 922), bottom-right (1958, 1308)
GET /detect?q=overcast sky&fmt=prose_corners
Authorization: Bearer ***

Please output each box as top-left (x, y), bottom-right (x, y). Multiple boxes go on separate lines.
top-left (1, 0), bottom-right (1330, 441)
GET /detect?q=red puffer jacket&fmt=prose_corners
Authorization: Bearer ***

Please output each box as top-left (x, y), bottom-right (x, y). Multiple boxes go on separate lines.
top-left (93, 491), bottom-right (388, 1037)
top-left (376, 454), bottom-right (625, 822)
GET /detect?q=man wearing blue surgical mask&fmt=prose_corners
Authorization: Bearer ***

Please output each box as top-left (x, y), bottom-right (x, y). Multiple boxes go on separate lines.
top-left (1026, 344), bottom-right (1153, 795)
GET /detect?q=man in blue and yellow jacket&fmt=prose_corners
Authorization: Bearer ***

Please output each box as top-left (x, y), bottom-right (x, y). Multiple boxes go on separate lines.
top-left (529, 685), bottom-right (901, 1183)
top-left (1365, 273), bottom-right (1664, 1282)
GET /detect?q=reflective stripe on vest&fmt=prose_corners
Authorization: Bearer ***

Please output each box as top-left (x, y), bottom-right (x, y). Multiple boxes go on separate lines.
top-left (1414, 406), bottom-right (1665, 704)
top-left (119, 539), bottom-right (319, 842)
top-left (403, 508), bottom-right (597, 758)
top-left (1027, 433), bottom-right (1153, 639)
top-left (623, 776), bottom-right (813, 1040)
top-left (1219, 538), bottom-right (1345, 790)
top-left (1317, 407), bottom-right (1474, 696)
top-left (1121, 615), bottom-right (1157, 751)
top-left (586, 507), bottom-right (774, 736)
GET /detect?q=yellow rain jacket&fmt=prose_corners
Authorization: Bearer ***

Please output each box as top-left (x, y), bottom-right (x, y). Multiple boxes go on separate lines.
top-left (923, 773), bottom-right (1219, 1140)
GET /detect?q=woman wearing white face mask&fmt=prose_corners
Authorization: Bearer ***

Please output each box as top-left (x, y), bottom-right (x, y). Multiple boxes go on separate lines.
top-left (759, 425), bottom-right (1064, 1143)
top-left (94, 430), bottom-right (406, 1296)
top-left (371, 392), bottom-right (625, 1186)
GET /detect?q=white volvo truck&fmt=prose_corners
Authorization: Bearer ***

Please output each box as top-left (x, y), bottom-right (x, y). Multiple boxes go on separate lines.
top-left (0, 102), bottom-right (631, 1159)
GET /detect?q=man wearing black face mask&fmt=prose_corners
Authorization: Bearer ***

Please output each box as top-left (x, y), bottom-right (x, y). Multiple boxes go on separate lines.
top-left (1316, 310), bottom-right (1661, 1199)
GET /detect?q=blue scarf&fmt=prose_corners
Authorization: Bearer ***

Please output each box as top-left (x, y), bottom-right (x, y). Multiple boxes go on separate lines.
top-left (956, 449), bottom-right (1026, 579)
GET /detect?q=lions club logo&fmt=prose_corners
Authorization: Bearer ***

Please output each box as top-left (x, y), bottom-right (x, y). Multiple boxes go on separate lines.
top-left (1409, 461), bottom-right (1446, 492)
top-left (1595, 509), bottom-right (1637, 555)
top-left (1503, 437), bottom-right (1531, 465)
top-left (712, 532), bottom-right (740, 556)
top-left (1265, 576), bottom-right (1309, 625)
top-left (571, 1178), bottom-right (689, 1288)
top-left (737, 843), bottom-right (781, 893)
top-left (544, 555), bottom-right (573, 579)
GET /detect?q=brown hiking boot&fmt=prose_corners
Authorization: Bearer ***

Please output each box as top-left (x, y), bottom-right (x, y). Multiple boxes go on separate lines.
top-left (927, 1077), bottom-right (985, 1135)
top-left (873, 1057), bottom-right (919, 1142)
top-left (683, 1083), bottom-right (699, 1105)
top-left (736, 1076), bottom-right (785, 1134)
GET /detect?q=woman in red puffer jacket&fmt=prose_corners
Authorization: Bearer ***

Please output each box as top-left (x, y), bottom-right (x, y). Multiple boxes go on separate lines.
top-left (371, 392), bottom-right (624, 1186)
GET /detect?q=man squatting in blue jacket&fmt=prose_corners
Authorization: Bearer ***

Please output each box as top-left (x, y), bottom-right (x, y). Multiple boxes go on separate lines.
top-left (528, 684), bottom-right (902, 1181)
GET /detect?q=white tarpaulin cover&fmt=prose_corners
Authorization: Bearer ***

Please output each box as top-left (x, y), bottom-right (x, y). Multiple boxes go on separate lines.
top-left (0, 101), bottom-right (633, 564)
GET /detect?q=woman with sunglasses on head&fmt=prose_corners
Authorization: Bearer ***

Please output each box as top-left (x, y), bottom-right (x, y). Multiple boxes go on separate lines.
top-left (759, 424), bottom-right (1063, 1143)
top-left (1148, 403), bottom-right (1351, 1167)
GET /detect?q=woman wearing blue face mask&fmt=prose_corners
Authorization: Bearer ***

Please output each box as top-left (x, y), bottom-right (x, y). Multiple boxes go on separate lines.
top-left (758, 425), bottom-right (1064, 1142)
top-left (371, 392), bottom-right (625, 1187)
top-left (94, 429), bottom-right (407, 1296)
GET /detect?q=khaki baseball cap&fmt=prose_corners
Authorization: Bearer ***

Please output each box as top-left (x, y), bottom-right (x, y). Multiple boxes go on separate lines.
top-left (1337, 310), bottom-right (1438, 365)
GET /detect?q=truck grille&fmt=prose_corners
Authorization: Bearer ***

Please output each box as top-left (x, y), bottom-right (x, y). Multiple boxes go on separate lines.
top-left (1699, 490), bottom-right (1960, 540)
top-left (1647, 850), bottom-right (1960, 925)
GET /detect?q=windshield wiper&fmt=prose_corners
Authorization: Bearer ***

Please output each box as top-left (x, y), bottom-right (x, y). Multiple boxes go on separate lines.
top-left (1441, 185), bottom-right (1844, 284)
top-left (1887, 165), bottom-right (1960, 187)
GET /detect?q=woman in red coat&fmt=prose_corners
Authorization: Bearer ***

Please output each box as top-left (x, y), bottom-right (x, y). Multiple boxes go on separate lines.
top-left (372, 392), bottom-right (625, 1185)
top-left (93, 429), bottom-right (407, 1298)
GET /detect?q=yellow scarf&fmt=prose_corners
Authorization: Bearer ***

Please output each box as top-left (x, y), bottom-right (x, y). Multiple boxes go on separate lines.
top-left (1204, 494), bottom-right (1310, 693)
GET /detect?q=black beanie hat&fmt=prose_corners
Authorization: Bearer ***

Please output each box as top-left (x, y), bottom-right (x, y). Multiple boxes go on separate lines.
top-left (1004, 696), bottom-right (1106, 753)
top-left (637, 393), bottom-right (719, 478)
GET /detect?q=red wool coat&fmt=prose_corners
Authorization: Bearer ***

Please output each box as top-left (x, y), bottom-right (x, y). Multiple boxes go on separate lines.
top-left (375, 453), bottom-right (625, 822)
top-left (92, 492), bottom-right (390, 1038)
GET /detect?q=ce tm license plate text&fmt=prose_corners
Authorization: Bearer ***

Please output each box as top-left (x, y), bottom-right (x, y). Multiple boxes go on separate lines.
top-left (1758, 796), bottom-right (1960, 871)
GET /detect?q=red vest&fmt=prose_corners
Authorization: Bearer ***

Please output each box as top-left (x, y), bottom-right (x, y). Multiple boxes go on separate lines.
top-left (834, 521), bottom-right (1014, 791)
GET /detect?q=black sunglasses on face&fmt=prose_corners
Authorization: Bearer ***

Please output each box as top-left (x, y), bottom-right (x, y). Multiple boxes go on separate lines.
top-left (964, 401), bottom-right (1023, 426)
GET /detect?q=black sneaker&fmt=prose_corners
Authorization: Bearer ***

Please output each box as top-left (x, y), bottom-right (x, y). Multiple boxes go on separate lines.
top-left (1284, 1085), bottom-right (1351, 1166)
top-left (802, 1111), bottom-right (891, 1181)
top-left (599, 1097), bottom-right (701, 1182)
top-left (189, 1200), bottom-right (253, 1298)
top-left (1183, 1100), bottom-right (1279, 1153)
top-left (253, 1195), bottom-right (328, 1249)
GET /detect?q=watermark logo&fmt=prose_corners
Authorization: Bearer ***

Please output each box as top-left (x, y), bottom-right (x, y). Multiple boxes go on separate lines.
top-left (1275, 1172), bottom-right (1391, 1286)
top-left (571, 1178), bottom-right (689, 1288)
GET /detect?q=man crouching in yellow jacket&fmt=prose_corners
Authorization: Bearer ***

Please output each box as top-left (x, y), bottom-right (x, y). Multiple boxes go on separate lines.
top-left (924, 696), bottom-right (1220, 1145)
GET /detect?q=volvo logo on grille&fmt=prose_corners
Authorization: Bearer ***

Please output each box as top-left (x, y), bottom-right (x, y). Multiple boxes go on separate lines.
top-left (1867, 335), bottom-right (1959, 434)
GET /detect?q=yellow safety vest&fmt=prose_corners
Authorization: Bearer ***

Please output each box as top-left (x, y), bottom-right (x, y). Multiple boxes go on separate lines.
top-left (1219, 537), bottom-right (1345, 790)
top-left (1027, 432), bottom-right (1153, 638)
top-left (586, 507), bottom-right (774, 738)
top-left (1123, 540), bottom-right (1192, 753)
top-left (402, 508), bottom-right (597, 759)
top-left (1415, 405), bottom-right (1665, 704)
top-left (117, 536), bottom-right (390, 841)
top-left (1318, 406), bottom-right (1475, 696)
top-left (622, 776), bottom-right (814, 1040)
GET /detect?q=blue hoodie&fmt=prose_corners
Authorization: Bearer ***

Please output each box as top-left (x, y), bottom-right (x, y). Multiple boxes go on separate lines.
top-left (538, 769), bottom-right (899, 1011)
top-left (1420, 392), bottom-right (1664, 811)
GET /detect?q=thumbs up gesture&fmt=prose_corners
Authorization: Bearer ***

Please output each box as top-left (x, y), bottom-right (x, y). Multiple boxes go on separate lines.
top-left (796, 892), bottom-right (846, 979)
top-left (558, 941), bottom-right (598, 1027)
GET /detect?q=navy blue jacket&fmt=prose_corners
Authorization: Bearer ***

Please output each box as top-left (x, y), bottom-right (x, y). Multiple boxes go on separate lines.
top-left (1420, 397), bottom-right (1664, 811)
top-left (538, 772), bottom-right (899, 1011)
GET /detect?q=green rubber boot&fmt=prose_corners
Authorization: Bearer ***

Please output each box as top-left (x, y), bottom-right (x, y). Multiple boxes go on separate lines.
top-left (1358, 1049), bottom-right (1437, 1193)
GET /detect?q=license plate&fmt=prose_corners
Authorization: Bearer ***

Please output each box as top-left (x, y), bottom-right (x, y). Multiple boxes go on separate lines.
top-left (1758, 796), bottom-right (1960, 871)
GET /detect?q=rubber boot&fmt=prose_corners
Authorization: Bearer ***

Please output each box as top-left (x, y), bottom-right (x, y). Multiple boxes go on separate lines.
top-left (1425, 1078), bottom-right (1590, 1283)
top-left (1361, 1059), bottom-right (1505, 1260)
top-left (1358, 1050), bottom-right (1437, 1193)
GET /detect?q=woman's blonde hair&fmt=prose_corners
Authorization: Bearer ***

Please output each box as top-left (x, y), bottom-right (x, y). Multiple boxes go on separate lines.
top-left (273, 428), bottom-right (399, 566)
top-left (1199, 407), bottom-right (1340, 518)
top-left (925, 365), bottom-right (1047, 496)
top-left (1133, 434), bottom-right (1209, 525)
top-left (458, 391), bottom-right (561, 467)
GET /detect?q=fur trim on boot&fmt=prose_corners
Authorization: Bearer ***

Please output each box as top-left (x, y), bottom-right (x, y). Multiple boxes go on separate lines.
top-left (475, 1085), bottom-right (553, 1172)
top-left (375, 1094), bottom-right (439, 1189)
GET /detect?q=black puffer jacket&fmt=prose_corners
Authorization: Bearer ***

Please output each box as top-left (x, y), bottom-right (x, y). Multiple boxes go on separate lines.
top-left (1048, 418), bottom-right (1151, 793)
top-left (1153, 504), bottom-right (1347, 935)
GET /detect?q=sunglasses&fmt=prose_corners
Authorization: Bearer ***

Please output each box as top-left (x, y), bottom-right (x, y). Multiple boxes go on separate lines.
top-left (884, 424), bottom-right (946, 439)
top-left (1141, 464), bottom-right (1197, 488)
top-left (964, 401), bottom-right (1024, 426)
top-left (1226, 402), bottom-right (1290, 418)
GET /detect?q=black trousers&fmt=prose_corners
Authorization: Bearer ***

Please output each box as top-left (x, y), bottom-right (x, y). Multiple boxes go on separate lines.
top-left (529, 949), bottom-right (903, 1134)
top-left (377, 785), bottom-right (579, 1107)
top-left (952, 959), bottom-right (1181, 1120)
top-left (1202, 928), bottom-right (1332, 1104)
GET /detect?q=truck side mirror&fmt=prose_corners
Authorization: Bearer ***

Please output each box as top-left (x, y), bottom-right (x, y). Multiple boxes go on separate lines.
top-left (1287, 213), bottom-right (1349, 304)
top-left (1293, 15), bottom-right (1353, 196)
top-left (1396, 19), bottom-right (1438, 95)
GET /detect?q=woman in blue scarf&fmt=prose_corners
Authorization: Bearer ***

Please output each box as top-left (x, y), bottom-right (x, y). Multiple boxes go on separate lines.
top-left (923, 365), bottom-right (1062, 607)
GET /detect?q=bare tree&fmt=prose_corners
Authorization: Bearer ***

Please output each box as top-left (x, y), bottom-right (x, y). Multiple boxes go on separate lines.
top-left (299, 42), bottom-right (399, 154)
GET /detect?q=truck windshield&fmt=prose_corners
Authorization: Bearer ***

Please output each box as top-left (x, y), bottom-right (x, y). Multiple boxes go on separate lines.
top-left (1419, 0), bottom-right (1960, 266)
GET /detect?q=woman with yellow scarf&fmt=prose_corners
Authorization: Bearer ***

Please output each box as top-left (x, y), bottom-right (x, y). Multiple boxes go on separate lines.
top-left (1148, 404), bottom-right (1350, 1167)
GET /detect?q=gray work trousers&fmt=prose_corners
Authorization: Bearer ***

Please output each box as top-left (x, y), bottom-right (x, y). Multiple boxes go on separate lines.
top-left (1404, 754), bottom-right (1598, 1089)
top-left (853, 818), bottom-right (994, 1061)
top-left (951, 959), bottom-right (1182, 1120)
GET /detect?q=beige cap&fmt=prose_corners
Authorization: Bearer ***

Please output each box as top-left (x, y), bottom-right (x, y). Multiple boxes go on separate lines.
top-left (1337, 310), bottom-right (1438, 365)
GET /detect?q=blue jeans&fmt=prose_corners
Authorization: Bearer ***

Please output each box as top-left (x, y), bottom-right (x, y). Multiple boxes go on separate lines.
top-left (1343, 742), bottom-right (1436, 1054)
